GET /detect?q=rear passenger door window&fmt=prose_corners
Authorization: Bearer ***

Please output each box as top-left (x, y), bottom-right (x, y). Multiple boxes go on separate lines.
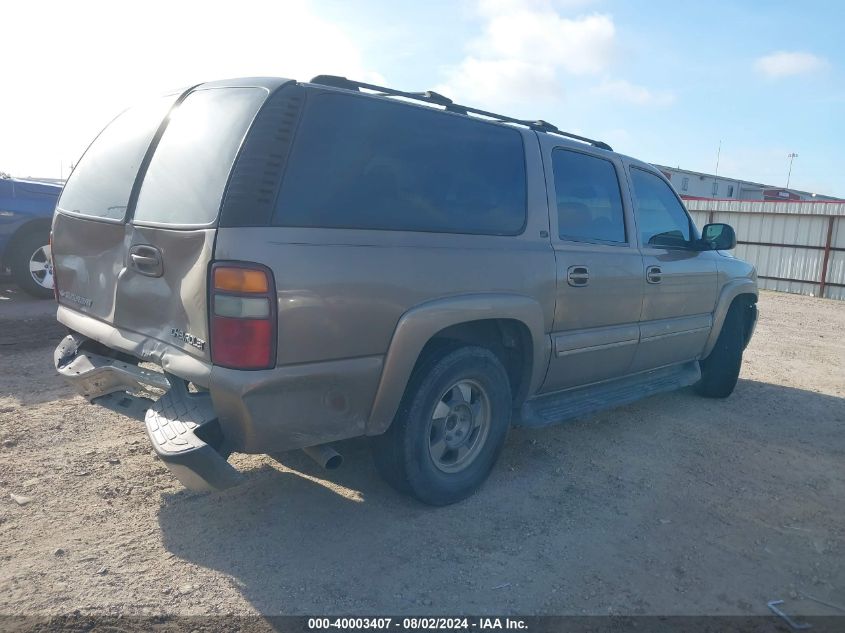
top-left (272, 92), bottom-right (527, 235)
top-left (552, 149), bottom-right (626, 244)
top-left (629, 168), bottom-right (692, 248)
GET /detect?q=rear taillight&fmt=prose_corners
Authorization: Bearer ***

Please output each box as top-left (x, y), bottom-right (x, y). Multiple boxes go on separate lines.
top-left (210, 262), bottom-right (276, 370)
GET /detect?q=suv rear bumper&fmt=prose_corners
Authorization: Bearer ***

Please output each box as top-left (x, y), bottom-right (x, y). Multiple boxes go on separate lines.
top-left (54, 334), bottom-right (243, 492)
top-left (54, 334), bottom-right (172, 400)
top-left (54, 330), bottom-right (383, 490)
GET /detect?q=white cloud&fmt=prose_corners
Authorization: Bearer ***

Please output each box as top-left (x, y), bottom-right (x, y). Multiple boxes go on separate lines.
top-left (437, 1), bottom-right (616, 105)
top-left (754, 51), bottom-right (829, 78)
top-left (436, 58), bottom-right (559, 104)
top-left (595, 79), bottom-right (675, 106)
top-left (600, 128), bottom-right (632, 150)
top-left (477, 0), bottom-right (598, 17)
top-left (476, 11), bottom-right (615, 74)
top-left (0, 0), bottom-right (383, 179)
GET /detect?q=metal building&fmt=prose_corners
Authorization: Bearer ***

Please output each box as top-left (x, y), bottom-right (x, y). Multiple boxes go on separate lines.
top-left (656, 164), bottom-right (842, 202)
top-left (686, 199), bottom-right (845, 301)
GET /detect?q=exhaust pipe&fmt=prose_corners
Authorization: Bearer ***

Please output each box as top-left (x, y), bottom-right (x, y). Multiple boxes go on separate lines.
top-left (303, 444), bottom-right (343, 470)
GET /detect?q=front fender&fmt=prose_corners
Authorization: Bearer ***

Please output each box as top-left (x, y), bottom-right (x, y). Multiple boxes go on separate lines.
top-left (701, 279), bottom-right (758, 358)
top-left (366, 293), bottom-right (550, 435)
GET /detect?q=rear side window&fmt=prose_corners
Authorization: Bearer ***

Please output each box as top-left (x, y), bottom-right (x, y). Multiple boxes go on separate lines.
top-left (273, 92), bottom-right (526, 235)
top-left (552, 149), bottom-right (626, 244)
top-left (57, 95), bottom-right (177, 220)
top-left (629, 168), bottom-right (692, 247)
top-left (133, 87), bottom-right (267, 226)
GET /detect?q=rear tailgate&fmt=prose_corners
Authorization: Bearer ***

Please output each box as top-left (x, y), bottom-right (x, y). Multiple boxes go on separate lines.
top-left (52, 84), bottom-right (272, 365)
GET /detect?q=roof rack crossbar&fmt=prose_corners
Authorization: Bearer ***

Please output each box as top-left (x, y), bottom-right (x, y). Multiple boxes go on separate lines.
top-left (309, 75), bottom-right (612, 151)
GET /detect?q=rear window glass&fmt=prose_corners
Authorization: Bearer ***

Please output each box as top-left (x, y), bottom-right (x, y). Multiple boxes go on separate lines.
top-left (552, 149), bottom-right (626, 244)
top-left (272, 92), bottom-right (526, 235)
top-left (57, 95), bottom-right (177, 220)
top-left (133, 87), bottom-right (266, 226)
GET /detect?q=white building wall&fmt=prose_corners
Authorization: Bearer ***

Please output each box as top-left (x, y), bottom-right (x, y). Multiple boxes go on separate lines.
top-left (686, 199), bottom-right (845, 300)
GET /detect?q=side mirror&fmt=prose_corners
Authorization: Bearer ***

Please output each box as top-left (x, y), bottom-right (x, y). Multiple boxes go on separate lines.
top-left (701, 223), bottom-right (736, 250)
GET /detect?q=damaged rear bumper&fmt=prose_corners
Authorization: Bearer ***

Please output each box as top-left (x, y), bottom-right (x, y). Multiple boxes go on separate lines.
top-left (54, 334), bottom-right (243, 492)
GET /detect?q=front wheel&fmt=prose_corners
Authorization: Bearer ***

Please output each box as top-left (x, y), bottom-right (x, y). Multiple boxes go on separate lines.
top-left (695, 301), bottom-right (746, 398)
top-left (372, 346), bottom-right (512, 506)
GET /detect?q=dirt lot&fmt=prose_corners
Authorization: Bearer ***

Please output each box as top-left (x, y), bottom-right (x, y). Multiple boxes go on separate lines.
top-left (1, 284), bottom-right (843, 618)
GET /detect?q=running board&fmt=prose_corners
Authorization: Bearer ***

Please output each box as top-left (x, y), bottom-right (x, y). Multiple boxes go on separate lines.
top-left (516, 361), bottom-right (701, 428)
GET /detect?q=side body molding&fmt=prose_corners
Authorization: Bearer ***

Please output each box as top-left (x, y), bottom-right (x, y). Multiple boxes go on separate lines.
top-left (366, 293), bottom-right (551, 435)
top-left (701, 279), bottom-right (758, 358)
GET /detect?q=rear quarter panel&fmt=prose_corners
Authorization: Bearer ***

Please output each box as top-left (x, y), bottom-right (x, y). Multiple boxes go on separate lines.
top-left (212, 225), bottom-right (556, 444)
top-left (212, 128), bottom-right (556, 436)
top-left (213, 227), bottom-right (556, 366)
top-left (214, 127), bottom-right (555, 368)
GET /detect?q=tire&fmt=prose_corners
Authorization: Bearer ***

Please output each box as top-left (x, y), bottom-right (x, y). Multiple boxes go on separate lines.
top-left (372, 346), bottom-right (512, 506)
top-left (9, 231), bottom-right (54, 299)
top-left (695, 300), bottom-right (745, 398)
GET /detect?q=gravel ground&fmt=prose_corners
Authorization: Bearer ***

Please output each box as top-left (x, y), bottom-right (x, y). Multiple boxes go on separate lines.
top-left (0, 286), bottom-right (843, 618)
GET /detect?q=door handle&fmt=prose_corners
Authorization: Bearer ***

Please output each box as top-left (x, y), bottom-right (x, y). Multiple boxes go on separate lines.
top-left (567, 265), bottom-right (590, 287)
top-left (128, 245), bottom-right (163, 277)
top-left (130, 253), bottom-right (158, 266)
top-left (646, 265), bottom-right (662, 284)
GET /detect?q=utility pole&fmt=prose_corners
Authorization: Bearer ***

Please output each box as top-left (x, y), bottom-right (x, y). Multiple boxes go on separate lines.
top-left (786, 152), bottom-right (798, 189)
top-left (715, 140), bottom-right (722, 177)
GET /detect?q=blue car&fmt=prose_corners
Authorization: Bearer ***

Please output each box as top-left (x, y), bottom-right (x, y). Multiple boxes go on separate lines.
top-left (0, 176), bottom-right (62, 298)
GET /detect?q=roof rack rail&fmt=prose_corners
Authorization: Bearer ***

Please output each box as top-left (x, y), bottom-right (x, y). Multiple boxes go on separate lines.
top-left (309, 75), bottom-right (613, 151)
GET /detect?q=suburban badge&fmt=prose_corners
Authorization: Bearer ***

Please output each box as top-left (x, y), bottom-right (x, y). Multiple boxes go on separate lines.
top-left (58, 289), bottom-right (93, 308)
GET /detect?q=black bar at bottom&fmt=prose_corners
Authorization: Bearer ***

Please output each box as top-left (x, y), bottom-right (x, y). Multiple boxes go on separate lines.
top-left (2, 615), bottom-right (845, 633)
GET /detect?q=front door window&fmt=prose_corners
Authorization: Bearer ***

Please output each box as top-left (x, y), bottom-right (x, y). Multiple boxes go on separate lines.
top-left (629, 168), bottom-right (692, 248)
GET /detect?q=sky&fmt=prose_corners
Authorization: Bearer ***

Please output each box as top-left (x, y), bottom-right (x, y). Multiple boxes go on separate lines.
top-left (2, 0), bottom-right (843, 196)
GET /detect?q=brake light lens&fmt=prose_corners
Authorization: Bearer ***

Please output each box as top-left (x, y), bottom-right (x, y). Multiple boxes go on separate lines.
top-left (212, 318), bottom-right (273, 368)
top-left (210, 263), bottom-right (276, 370)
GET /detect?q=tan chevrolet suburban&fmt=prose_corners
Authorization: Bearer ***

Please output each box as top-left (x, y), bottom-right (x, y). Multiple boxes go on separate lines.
top-left (52, 76), bottom-right (758, 505)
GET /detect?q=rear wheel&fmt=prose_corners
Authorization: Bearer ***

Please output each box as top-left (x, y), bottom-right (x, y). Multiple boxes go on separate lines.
top-left (372, 346), bottom-right (512, 505)
top-left (10, 231), bottom-right (54, 299)
top-left (695, 301), bottom-right (745, 398)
